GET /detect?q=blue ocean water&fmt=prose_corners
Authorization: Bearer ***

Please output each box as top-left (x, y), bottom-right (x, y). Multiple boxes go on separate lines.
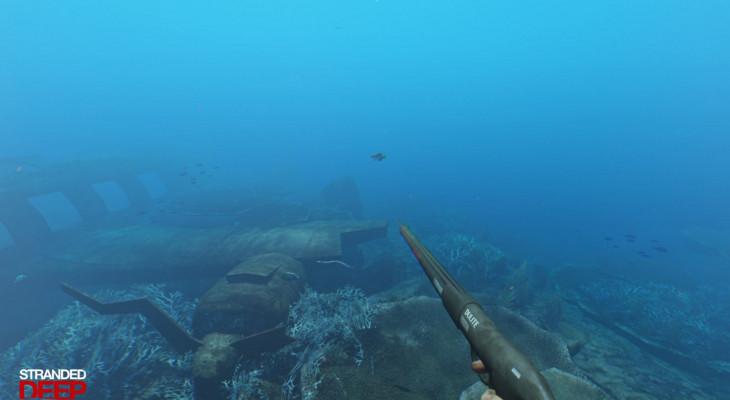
top-left (1, 1), bottom-right (729, 399)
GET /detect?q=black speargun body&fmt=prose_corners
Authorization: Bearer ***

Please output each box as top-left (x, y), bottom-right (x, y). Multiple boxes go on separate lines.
top-left (400, 224), bottom-right (554, 400)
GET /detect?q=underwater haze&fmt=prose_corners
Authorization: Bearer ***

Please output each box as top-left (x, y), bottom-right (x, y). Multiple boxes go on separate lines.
top-left (4, 1), bottom-right (730, 262)
top-left (3, 1), bottom-right (730, 232)
top-left (1, 1), bottom-right (730, 399)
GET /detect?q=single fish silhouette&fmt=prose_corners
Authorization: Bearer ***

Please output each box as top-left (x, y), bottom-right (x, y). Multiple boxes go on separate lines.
top-left (280, 272), bottom-right (301, 281)
top-left (369, 152), bottom-right (386, 161)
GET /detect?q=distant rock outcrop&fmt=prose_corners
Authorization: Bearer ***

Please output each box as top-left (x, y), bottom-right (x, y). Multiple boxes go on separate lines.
top-left (321, 176), bottom-right (363, 218)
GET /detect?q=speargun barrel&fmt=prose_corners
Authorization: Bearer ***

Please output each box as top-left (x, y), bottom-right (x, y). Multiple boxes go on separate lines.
top-left (400, 224), bottom-right (554, 400)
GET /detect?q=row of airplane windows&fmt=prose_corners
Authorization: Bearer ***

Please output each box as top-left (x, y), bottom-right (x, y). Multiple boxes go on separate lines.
top-left (0, 172), bottom-right (167, 250)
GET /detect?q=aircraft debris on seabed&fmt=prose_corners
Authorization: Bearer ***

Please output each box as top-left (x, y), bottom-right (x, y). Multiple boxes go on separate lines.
top-left (0, 156), bottom-right (387, 400)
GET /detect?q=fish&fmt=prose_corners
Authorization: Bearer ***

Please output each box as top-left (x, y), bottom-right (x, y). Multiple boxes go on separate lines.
top-left (280, 272), bottom-right (301, 281)
top-left (14, 274), bottom-right (28, 284)
top-left (604, 237), bottom-right (613, 241)
top-left (369, 152), bottom-right (386, 161)
top-left (653, 247), bottom-right (668, 253)
top-left (179, 172), bottom-right (188, 176)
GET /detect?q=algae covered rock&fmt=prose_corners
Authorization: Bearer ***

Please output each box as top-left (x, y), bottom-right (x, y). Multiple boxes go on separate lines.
top-left (459, 368), bottom-right (609, 400)
top-left (306, 296), bottom-right (586, 399)
top-left (541, 368), bottom-right (609, 400)
top-left (483, 306), bottom-right (583, 377)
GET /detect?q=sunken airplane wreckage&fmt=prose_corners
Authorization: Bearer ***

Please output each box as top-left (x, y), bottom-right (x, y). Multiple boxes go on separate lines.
top-left (0, 156), bottom-right (386, 399)
top-left (61, 220), bottom-right (387, 399)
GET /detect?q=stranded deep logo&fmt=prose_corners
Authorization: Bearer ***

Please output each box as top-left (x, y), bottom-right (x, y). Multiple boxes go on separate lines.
top-left (18, 369), bottom-right (87, 399)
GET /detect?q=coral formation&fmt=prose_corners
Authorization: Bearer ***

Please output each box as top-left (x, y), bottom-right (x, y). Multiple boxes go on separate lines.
top-left (0, 284), bottom-right (197, 400)
top-left (554, 265), bottom-right (730, 379)
top-left (497, 261), bottom-right (531, 311)
top-left (539, 293), bottom-right (564, 330)
top-left (226, 285), bottom-right (376, 400)
top-left (430, 233), bottom-right (505, 291)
